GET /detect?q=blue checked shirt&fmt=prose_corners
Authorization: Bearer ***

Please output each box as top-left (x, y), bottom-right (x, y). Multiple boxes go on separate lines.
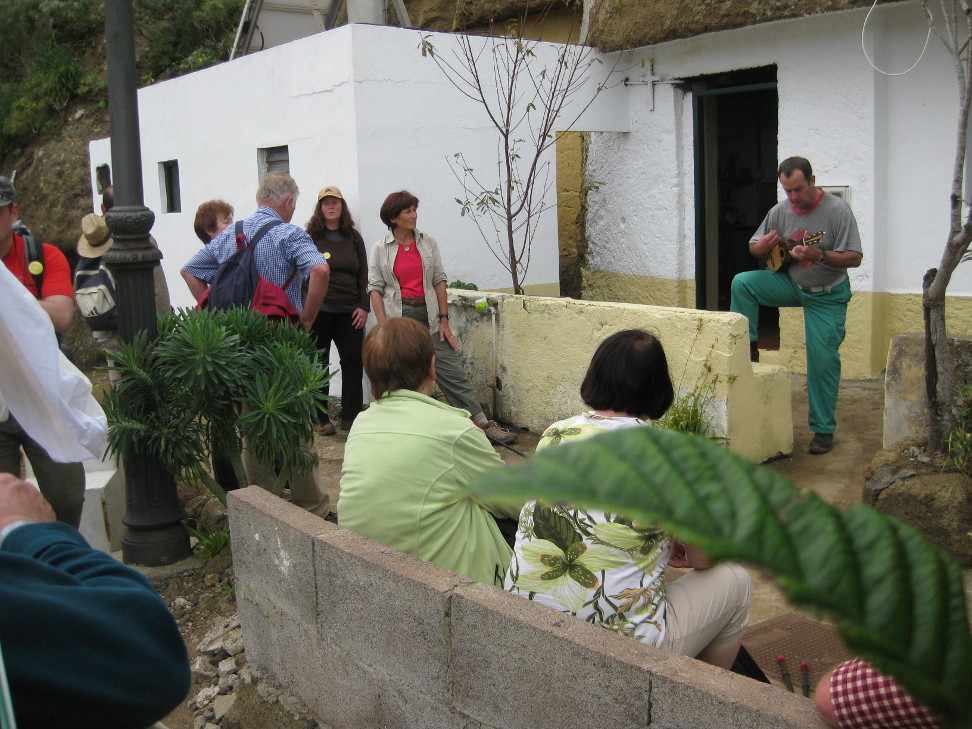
top-left (183, 207), bottom-right (327, 311)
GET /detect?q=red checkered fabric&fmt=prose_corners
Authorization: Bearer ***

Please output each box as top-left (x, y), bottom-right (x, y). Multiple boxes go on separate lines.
top-left (830, 658), bottom-right (942, 729)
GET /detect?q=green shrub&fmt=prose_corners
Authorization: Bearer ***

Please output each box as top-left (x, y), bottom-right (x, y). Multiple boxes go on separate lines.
top-left (104, 309), bottom-right (332, 504)
top-left (946, 384), bottom-right (972, 475)
top-left (134, 0), bottom-right (244, 79)
top-left (0, 1), bottom-right (102, 157)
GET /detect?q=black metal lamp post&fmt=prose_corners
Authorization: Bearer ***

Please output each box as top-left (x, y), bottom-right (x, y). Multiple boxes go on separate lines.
top-left (103, 0), bottom-right (189, 566)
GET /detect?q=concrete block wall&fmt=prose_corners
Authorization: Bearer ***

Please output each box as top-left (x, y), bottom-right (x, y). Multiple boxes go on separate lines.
top-left (228, 487), bottom-right (824, 729)
top-left (446, 291), bottom-right (792, 462)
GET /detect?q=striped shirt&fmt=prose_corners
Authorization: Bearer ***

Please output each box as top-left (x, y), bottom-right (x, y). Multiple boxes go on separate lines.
top-left (182, 207), bottom-right (327, 310)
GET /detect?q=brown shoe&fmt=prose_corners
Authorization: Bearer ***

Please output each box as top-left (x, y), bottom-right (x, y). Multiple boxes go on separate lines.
top-left (482, 420), bottom-right (517, 445)
top-left (315, 422), bottom-right (337, 436)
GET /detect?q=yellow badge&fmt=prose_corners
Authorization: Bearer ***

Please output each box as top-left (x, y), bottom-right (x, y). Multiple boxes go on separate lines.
top-left (28, 260), bottom-right (44, 276)
top-left (324, 251), bottom-right (331, 259)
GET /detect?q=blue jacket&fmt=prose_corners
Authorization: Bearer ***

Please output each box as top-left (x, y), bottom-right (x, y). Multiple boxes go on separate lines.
top-left (0, 522), bottom-right (190, 728)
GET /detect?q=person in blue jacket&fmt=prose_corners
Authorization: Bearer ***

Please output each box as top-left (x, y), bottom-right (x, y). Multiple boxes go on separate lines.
top-left (0, 474), bottom-right (190, 729)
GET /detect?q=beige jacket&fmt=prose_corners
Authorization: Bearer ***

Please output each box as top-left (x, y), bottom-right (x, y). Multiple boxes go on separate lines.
top-left (367, 229), bottom-right (447, 334)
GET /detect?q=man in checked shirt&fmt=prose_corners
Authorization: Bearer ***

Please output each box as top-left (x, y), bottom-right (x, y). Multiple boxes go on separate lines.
top-left (181, 171), bottom-right (332, 517)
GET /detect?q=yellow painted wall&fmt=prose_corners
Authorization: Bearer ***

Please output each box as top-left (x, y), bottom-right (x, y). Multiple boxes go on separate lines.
top-left (447, 289), bottom-right (793, 462)
top-left (557, 131), bottom-right (585, 259)
top-left (580, 270), bottom-right (972, 378)
top-left (581, 269), bottom-right (696, 309)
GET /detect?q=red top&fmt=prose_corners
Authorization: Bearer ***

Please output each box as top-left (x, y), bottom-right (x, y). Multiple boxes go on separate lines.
top-left (790, 188), bottom-right (825, 216)
top-left (2, 234), bottom-right (74, 299)
top-left (393, 244), bottom-right (424, 299)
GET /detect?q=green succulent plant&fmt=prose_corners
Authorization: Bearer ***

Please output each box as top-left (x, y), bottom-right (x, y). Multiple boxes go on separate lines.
top-left (103, 308), bottom-right (331, 504)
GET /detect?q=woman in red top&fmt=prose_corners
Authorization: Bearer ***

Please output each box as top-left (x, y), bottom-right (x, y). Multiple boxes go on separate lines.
top-left (366, 191), bottom-right (516, 444)
top-left (305, 186), bottom-right (369, 434)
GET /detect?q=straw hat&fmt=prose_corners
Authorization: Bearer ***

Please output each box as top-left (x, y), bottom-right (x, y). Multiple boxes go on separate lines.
top-left (77, 213), bottom-right (113, 258)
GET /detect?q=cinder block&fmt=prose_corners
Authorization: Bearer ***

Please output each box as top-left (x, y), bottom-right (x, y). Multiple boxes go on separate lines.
top-left (450, 581), bottom-right (658, 729)
top-left (239, 592), bottom-right (382, 729)
top-left (228, 487), bottom-right (334, 623)
top-left (646, 660), bottom-right (818, 729)
top-left (375, 679), bottom-right (481, 729)
top-left (313, 528), bottom-right (471, 701)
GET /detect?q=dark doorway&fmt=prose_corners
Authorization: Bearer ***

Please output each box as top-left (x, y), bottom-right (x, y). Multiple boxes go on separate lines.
top-left (691, 67), bottom-right (780, 349)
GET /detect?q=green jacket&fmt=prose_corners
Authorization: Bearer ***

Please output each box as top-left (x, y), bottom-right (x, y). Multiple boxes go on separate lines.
top-left (339, 389), bottom-right (516, 585)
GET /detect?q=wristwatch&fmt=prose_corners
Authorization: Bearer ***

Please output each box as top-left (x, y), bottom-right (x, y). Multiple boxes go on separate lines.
top-left (817, 249), bottom-right (827, 264)
top-left (438, 313), bottom-right (449, 320)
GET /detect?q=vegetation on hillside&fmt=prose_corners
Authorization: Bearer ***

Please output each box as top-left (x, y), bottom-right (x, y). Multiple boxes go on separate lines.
top-left (0, 0), bottom-right (242, 159)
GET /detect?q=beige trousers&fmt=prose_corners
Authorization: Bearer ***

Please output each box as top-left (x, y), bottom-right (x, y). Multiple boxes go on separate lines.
top-left (241, 439), bottom-right (330, 518)
top-left (661, 562), bottom-right (752, 657)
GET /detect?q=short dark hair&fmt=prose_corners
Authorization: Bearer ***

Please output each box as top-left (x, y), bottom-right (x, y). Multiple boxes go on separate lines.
top-left (778, 157), bottom-right (813, 180)
top-left (363, 317), bottom-right (434, 398)
top-left (579, 329), bottom-right (674, 420)
top-left (101, 186), bottom-right (114, 211)
top-left (379, 190), bottom-right (419, 229)
top-left (306, 196), bottom-right (357, 239)
top-left (193, 200), bottom-right (234, 243)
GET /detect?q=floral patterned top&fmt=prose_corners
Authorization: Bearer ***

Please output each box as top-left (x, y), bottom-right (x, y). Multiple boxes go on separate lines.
top-left (504, 413), bottom-right (672, 645)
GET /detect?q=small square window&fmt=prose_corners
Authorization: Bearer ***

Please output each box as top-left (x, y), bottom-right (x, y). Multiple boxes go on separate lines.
top-left (96, 164), bottom-right (111, 193)
top-left (258, 145), bottom-right (290, 178)
top-left (159, 160), bottom-right (181, 213)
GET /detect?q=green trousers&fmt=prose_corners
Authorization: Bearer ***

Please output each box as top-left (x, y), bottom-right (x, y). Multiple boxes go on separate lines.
top-left (401, 304), bottom-right (483, 418)
top-left (730, 271), bottom-right (851, 435)
top-left (0, 414), bottom-right (85, 527)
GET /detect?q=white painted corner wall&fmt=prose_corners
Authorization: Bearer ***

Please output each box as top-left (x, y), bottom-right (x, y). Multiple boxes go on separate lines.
top-left (89, 24), bottom-right (628, 310)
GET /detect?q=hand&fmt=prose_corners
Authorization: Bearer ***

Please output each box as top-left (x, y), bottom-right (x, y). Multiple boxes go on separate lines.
top-left (790, 244), bottom-right (817, 262)
top-left (752, 230), bottom-right (781, 256)
top-left (298, 310), bottom-right (316, 331)
top-left (438, 320), bottom-right (459, 349)
top-left (667, 540), bottom-right (712, 570)
top-left (351, 308), bottom-right (368, 329)
top-left (0, 474), bottom-right (56, 531)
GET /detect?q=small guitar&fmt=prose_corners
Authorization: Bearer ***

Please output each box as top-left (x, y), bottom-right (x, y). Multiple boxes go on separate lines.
top-left (765, 230), bottom-right (825, 272)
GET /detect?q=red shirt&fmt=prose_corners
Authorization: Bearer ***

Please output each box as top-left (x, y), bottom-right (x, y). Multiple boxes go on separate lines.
top-left (2, 233), bottom-right (74, 299)
top-left (393, 244), bottom-right (424, 299)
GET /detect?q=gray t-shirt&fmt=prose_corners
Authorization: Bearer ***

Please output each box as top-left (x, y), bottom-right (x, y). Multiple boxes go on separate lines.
top-left (751, 192), bottom-right (862, 288)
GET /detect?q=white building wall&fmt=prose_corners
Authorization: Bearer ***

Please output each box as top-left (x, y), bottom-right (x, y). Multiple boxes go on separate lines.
top-left (90, 24), bottom-right (627, 310)
top-left (585, 0), bottom-right (972, 298)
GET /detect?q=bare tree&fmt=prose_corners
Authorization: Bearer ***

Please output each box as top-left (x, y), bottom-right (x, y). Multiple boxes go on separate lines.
top-left (420, 12), bottom-right (614, 294)
top-left (919, 0), bottom-right (972, 450)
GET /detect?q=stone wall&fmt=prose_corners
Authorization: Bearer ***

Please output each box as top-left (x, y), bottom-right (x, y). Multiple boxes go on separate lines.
top-left (883, 332), bottom-right (972, 447)
top-left (447, 290), bottom-right (792, 463)
top-left (228, 487), bottom-right (823, 729)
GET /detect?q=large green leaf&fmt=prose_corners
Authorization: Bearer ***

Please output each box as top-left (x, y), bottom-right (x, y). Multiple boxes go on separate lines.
top-left (467, 426), bottom-right (972, 727)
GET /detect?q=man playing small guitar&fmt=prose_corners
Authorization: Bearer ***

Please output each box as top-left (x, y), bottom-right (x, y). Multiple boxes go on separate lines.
top-left (729, 157), bottom-right (863, 455)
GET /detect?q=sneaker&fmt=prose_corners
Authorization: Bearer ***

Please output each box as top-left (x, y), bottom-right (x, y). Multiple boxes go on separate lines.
top-left (315, 422), bottom-right (337, 436)
top-left (482, 420), bottom-right (517, 445)
top-left (808, 432), bottom-right (833, 455)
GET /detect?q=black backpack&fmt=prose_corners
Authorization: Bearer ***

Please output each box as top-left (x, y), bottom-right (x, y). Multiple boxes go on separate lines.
top-left (74, 255), bottom-right (118, 331)
top-left (198, 220), bottom-right (299, 323)
top-left (22, 230), bottom-right (74, 361)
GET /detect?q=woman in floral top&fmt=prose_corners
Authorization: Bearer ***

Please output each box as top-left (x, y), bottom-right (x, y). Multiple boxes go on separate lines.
top-left (505, 330), bottom-right (751, 669)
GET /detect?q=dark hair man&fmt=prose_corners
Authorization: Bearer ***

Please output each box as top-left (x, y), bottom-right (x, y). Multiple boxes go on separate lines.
top-left (729, 157), bottom-right (863, 455)
top-left (0, 176), bottom-right (85, 525)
